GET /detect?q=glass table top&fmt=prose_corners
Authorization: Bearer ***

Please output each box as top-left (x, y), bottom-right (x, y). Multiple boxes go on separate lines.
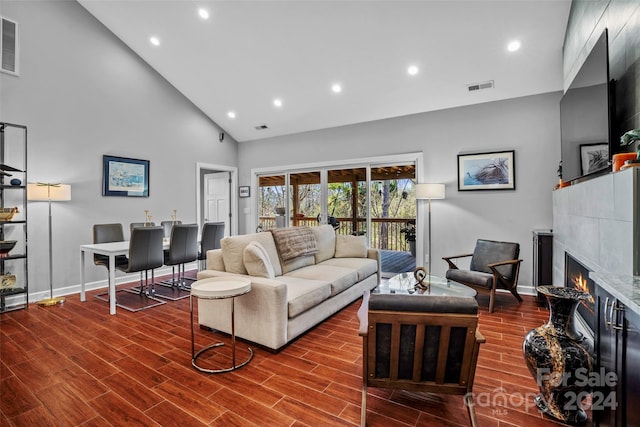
top-left (375, 272), bottom-right (477, 298)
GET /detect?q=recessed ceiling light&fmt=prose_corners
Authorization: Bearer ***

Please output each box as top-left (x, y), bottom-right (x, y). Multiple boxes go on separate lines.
top-left (149, 36), bottom-right (160, 46)
top-left (331, 83), bottom-right (342, 93)
top-left (507, 40), bottom-right (521, 52)
top-left (407, 65), bottom-right (419, 76)
top-left (198, 8), bottom-right (210, 19)
top-left (273, 98), bottom-right (283, 107)
top-left (227, 111), bottom-right (236, 119)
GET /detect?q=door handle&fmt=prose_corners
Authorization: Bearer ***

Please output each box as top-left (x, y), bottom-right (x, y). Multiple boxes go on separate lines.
top-left (612, 301), bottom-right (625, 331)
top-left (604, 297), bottom-right (612, 326)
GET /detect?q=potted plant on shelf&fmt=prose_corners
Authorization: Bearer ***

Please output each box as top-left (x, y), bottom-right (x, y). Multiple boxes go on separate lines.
top-left (400, 221), bottom-right (416, 256)
top-left (618, 128), bottom-right (640, 170)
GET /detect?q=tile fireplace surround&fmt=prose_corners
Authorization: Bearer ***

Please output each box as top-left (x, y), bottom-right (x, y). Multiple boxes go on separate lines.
top-left (553, 167), bottom-right (637, 282)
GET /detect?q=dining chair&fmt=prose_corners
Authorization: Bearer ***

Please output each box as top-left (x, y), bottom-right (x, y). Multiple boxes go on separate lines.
top-left (198, 221), bottom-right (225, 270)
top-left (92, 223), bottom-right (128, 303)
top-left (161, 220), bottom-right (182, 239)
top-left (157, 223), bottom-right (199, 299)
top-left (114, 226), bottom-right (166, 311)
top-left (130, 221), bottom-right (156, 234)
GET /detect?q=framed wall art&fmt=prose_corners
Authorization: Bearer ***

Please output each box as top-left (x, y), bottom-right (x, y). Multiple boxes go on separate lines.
top-left (239, 186), bottom-right (251, 198)
top-left (579, 143), bottom-right (608, 175)
top-left (102, 155), bottom-right (150, 197)
top-left (457, 150), bottom-right (516, 191)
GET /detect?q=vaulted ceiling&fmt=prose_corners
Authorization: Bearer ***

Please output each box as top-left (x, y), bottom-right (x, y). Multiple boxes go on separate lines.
top-left (78, 0), bottom-right (571, 142)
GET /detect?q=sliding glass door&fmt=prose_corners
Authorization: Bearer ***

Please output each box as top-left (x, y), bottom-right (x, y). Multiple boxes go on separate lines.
top-left (256, 158), bottom-right (418, 275)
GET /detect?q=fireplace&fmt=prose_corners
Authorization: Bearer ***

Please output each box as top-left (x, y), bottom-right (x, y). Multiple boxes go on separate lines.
top-left (564, 253), bottom-right (595, 335)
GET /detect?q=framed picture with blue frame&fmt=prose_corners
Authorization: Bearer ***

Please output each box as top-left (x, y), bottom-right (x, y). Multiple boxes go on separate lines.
top-left (102, 155), bottom-right (150, 197)
top-left (457, 150), bottom-right (515, 191)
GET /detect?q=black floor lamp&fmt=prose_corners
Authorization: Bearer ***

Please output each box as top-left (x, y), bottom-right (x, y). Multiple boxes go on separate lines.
top-left (27, 182), bottom-right (71, 306)
top-left (415, 183), bottom-right (445, 282)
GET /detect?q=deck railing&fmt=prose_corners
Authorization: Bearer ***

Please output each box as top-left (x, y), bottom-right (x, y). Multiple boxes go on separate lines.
top-left (258, 217), bottom-right (413, 252)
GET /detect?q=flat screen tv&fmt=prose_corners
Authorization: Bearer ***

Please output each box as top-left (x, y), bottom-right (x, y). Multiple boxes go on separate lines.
top-left (560, 29), bottom-right (613, 183)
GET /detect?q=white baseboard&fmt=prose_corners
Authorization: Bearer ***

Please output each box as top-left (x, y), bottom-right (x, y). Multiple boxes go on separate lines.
top-left (11, 263), bottom-right (199, 308)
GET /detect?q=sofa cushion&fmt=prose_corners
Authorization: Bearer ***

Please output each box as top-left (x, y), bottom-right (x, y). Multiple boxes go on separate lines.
top-left (319, 257), bottom-right (378, 282)
top-left (285, 264), bottom-right (358, 296)
top-left (312, 225), bottom-right (336, 264)
top-left (281, 255), bottom-right (316, 275)
top-left (206, 249), bottom-right (225, 271)
top-left (221, 232), bottom-right (282, 276)
top-left (243, 241), bottom-right (275, 279)
top-left (277, 276), bottom-right (332, 318)
top-left (335, 234), bottom-right (367, 258)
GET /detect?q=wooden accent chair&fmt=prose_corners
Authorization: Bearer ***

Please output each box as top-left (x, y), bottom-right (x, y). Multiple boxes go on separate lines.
top-left (358, 292), bottom-right (485, 427)
top-left (443, 239), bottom-right (523, 313)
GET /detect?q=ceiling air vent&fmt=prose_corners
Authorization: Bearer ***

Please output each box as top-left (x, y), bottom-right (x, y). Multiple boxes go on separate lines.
top-left (1, 17), bottom-right (18, 75)
top-left (467, 80), bottom-right (494, 92)
top-left (254, 124), bottom-right (269, 130)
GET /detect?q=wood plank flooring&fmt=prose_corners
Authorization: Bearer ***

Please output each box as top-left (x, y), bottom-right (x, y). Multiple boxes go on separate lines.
top-left (1, 279), bottom-right (584, 426)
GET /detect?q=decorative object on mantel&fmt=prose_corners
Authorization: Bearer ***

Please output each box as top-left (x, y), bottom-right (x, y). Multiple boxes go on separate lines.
top-left (619, 128), bottom-right (640, 169)
top-left (170, 209), bottom-right (178, 224)
top-left (554, 161), bottom-right (570, 189)
top-left (10, 178), bottom-right (21, 186)
top-left (523, 285), bottom-right (593, 424)
top-left (612, 152), bottom-right (637, 172)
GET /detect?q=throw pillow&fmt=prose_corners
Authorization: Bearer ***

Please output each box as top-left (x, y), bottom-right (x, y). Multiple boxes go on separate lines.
top-left (243, 241), bottom-right (275, 279)
top-left (335, 234), bottom-right (367, 258)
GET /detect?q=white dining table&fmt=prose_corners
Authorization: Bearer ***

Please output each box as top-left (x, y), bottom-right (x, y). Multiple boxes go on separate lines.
top-left (80, 239), bottom-right (171, 315)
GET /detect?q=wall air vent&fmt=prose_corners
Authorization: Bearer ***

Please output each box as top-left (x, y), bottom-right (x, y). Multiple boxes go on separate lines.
top-left (254, 124), bottom-right (269, 130)
top-left (1, 17), bottom-right (18, 75)
top-left (467, 80), bottom-right (494, 92)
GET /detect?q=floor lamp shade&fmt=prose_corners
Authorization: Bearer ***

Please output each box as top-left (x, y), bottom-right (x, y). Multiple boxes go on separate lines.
top-left (415, 183), bottom-right (445, 200)
top-left (27, 183), bottom-right (71, 201)
top-left (27, 183), bottom-right (71, 306)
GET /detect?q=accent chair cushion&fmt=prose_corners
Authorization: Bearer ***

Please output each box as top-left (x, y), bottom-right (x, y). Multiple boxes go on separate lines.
top-left (469, 239), bottom-right (519, 278)
top-left (446, 269), bottom-right (493, 289)
top-left (243, 241), bottom-right (275, 279)
top-left (335, 234), bottom-right (367, 258)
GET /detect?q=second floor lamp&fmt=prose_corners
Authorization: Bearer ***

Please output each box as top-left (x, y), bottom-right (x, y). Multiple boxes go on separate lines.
top-left (27, 182), bottom-right (71, 306)
top-left (415, 183), bottom-right (445, 282)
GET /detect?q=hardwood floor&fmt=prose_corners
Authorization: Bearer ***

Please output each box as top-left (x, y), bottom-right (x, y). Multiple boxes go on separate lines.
top-left (1, 280), bottom-right (580, 426)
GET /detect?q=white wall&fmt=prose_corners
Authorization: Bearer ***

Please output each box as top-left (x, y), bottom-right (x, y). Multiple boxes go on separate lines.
top-left (239, 92), bottom-right (562, 292)
top-left (0, 1), bottom-right (237, 298)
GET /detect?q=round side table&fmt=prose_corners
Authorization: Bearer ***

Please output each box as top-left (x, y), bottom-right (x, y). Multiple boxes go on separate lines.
top-left (190, 276), bottom-right (253, 373)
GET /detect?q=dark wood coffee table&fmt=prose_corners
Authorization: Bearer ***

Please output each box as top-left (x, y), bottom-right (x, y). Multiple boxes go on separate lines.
top-left (375, 272), bottom-right (477, 298)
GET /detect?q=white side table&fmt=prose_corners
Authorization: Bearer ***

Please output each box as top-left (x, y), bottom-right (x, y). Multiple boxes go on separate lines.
top-left (190, 276), bottom-right (253, 373)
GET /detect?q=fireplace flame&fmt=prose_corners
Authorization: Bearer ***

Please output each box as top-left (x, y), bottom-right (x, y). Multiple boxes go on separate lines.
top-left (573, 273), bottom-right (594, 304)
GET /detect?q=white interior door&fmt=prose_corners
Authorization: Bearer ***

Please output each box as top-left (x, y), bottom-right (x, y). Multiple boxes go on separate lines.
top-left (204, 172), bottom-right (230, 236)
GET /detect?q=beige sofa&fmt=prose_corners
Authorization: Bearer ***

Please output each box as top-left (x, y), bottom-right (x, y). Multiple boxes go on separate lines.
top-left (196, 225), bottom-right (380, 351)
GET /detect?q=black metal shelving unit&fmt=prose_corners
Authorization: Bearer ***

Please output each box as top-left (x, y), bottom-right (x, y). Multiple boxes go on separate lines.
top-left (0, 122), bottom-right (28, 312)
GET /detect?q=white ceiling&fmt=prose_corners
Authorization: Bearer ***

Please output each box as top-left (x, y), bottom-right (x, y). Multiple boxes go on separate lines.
top-left (78, 0), bottom-right (571, 142)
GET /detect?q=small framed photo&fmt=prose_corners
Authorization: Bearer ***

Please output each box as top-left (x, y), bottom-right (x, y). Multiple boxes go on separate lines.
top-left (457, 150), bottom-right (516, 191)
top-left (239, 186), bottom-right (251, 198)
top-left (102, 155), bottom-right (149, 197)
top-left (580, 143), bottom-right (609, 175)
